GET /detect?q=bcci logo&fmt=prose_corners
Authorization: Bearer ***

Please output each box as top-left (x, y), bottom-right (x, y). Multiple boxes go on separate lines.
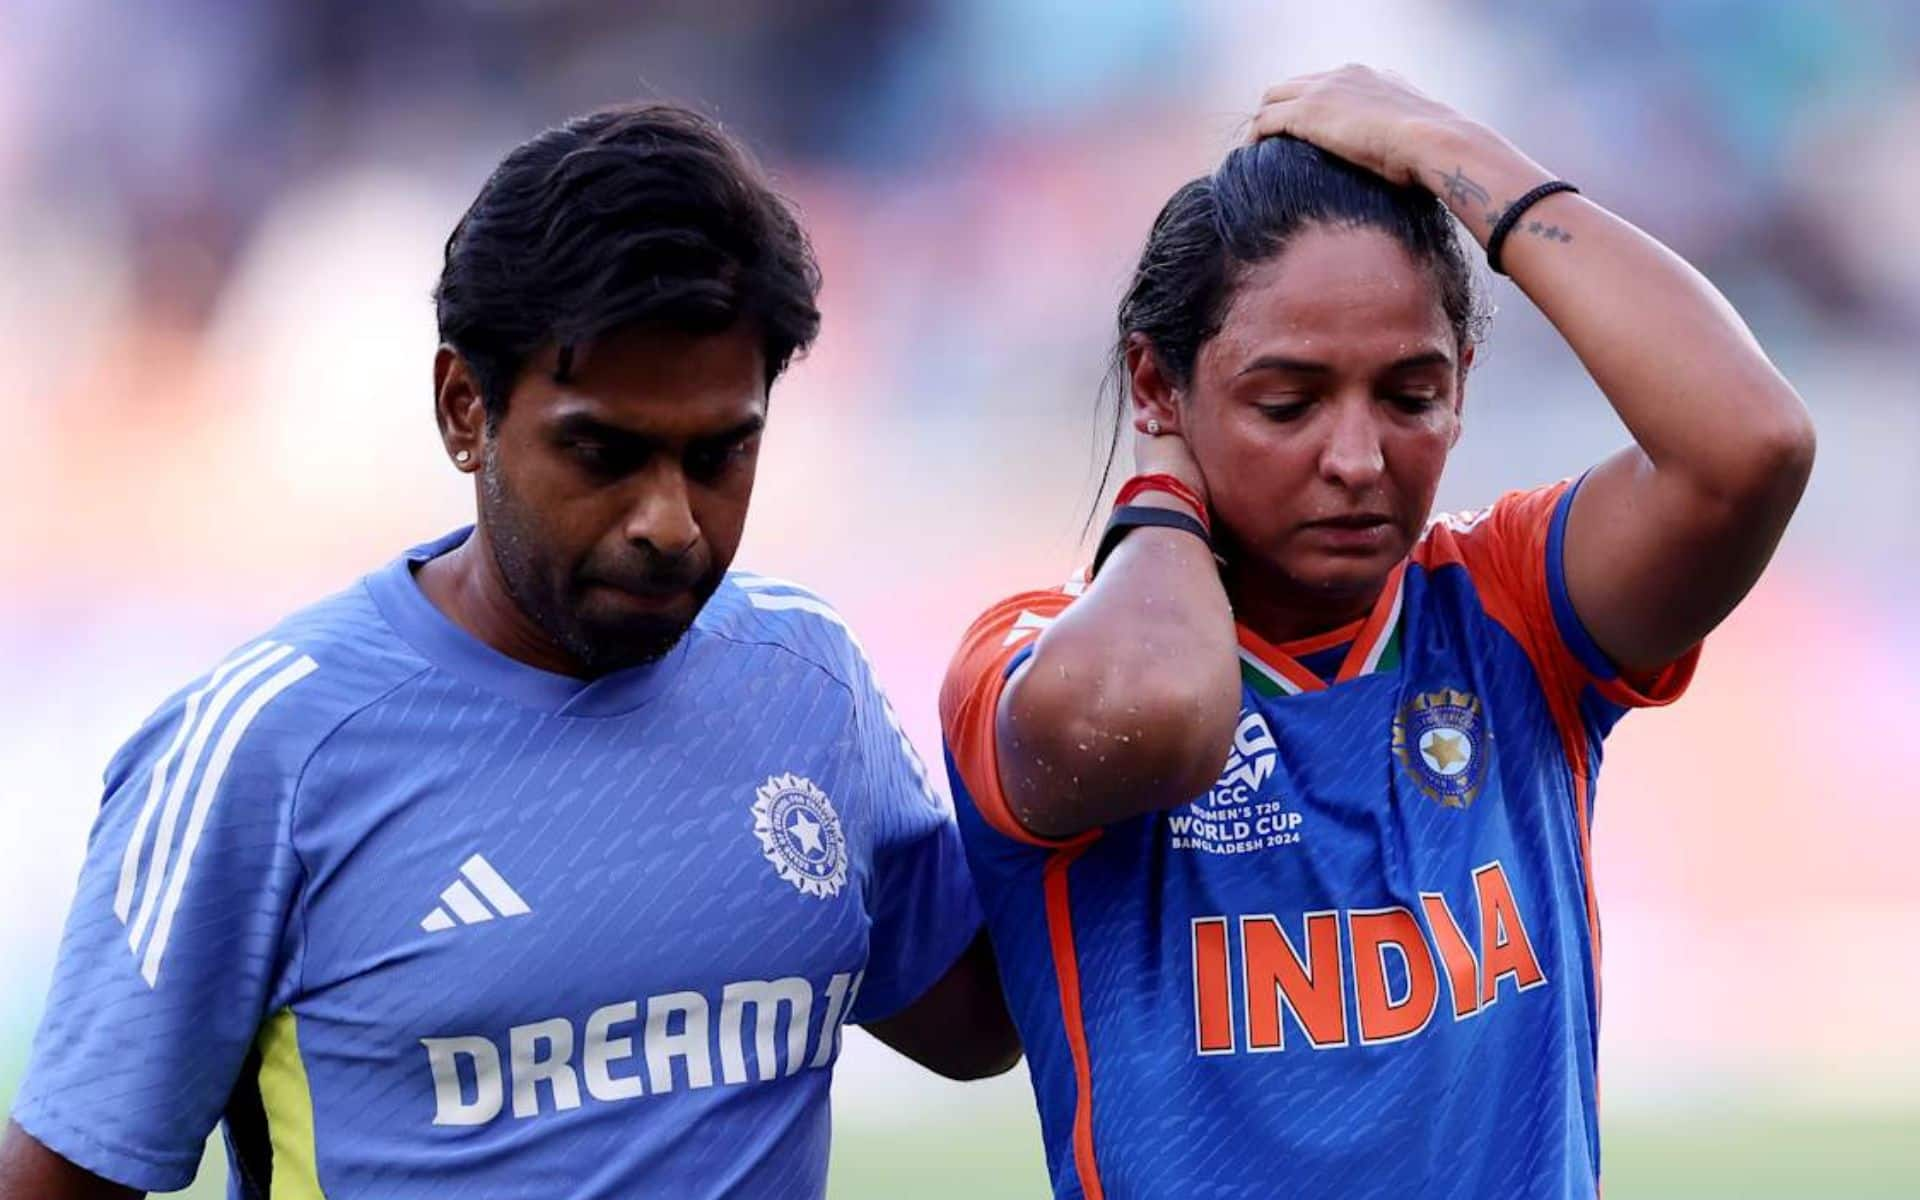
top-left (1392, 688), bottom-right (1491, 809)
top-left (752, 773), bottom-right (849, 899)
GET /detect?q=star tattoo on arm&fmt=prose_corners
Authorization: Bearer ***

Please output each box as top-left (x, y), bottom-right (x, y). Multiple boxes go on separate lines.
top-left (1517, 220), bottom-right (1575, 244)
top-left (1435, 166), bottom-right (1577, 255)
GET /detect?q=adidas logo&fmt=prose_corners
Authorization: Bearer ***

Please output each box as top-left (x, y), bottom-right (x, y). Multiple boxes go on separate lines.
top-left (421, 854), bottom-right (531, 933)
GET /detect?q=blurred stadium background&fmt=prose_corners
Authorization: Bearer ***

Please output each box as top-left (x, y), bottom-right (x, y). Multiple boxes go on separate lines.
top-left (2, 0), bottom-right (1916, 1195)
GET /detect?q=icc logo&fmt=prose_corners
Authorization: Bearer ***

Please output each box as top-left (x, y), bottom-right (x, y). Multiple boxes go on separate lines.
top-left (1392, 688), bottom-right (1491, 808)
top-left (752, 773), bottom-right (849, 898)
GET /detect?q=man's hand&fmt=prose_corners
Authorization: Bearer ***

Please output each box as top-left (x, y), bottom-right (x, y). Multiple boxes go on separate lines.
top-left (0, 1122), bottom-right (141, 1200)
top-left (862, 932), bottom-right (1021, 1080)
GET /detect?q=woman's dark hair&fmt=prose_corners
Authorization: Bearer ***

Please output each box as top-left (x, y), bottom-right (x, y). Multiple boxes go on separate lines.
top-left (1097, 135), bottom-right (1489, 503)
top-left (435, 102), bottom-right (822, 424)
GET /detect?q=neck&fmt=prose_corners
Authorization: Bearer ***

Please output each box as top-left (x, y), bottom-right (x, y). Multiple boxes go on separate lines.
top-left (1223, 557), bottom-right (1389, 647)
top-left (415, 528), bottom-right (590, 678)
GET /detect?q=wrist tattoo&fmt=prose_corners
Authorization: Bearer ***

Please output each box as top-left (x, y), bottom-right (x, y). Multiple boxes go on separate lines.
top-left (1438, 166), bottom-right (1490, 214)
top-left (1518, 217), bottom-right (1574, 244)
top-left (1437, 167), bottom-right (1576, 244)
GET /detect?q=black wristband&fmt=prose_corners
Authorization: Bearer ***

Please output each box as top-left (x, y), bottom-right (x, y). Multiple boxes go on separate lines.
top-left (1092, 505), bottom-right (1211, 579)
top-left (1486, 180), bottom-right (1579, 276)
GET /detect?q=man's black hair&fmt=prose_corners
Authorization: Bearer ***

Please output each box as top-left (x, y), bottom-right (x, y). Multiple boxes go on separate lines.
top-left (434, 102), bottom-right (823, 423)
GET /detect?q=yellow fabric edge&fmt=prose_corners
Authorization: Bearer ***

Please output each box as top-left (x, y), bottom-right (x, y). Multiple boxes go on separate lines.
top-left (256, 1008), bottom-right (328, 1200)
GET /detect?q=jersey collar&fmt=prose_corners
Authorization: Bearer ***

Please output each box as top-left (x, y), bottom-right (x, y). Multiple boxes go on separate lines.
top-left (367, 528), bottom-right (690, 718)
top-left (1235, 561), bottom-right (1407, 697)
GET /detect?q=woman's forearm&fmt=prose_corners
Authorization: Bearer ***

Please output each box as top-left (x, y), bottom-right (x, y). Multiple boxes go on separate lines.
top-left (1416, 122), bottom-right (1813, 498)
top-left (1412, 119), bottom-right (1813, 667)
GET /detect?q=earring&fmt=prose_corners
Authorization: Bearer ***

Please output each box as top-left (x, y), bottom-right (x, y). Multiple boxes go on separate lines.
top-left (455, 450), bottom-right (472, 465)
top-left (1146, 419), bottom-right (1162, 436)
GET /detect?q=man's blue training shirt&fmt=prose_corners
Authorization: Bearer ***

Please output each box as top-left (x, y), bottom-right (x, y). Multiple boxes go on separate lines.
top-left (14, 529), bottom-right (982, 1198)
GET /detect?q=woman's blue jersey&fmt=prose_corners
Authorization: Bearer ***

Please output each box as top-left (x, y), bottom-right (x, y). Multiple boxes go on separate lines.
top-left (941, 482), bottom-right (1697, 1200)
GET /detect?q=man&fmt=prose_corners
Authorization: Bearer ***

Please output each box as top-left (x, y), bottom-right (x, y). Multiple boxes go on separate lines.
top-left (0, 103), bottom-right (1017, 1199)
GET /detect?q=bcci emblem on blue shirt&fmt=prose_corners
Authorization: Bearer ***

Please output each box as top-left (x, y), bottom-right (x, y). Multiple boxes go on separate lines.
top-left (753, 773), bottom-right (850, 898)
top-left (1392, 688), bottom-right (1491, 808)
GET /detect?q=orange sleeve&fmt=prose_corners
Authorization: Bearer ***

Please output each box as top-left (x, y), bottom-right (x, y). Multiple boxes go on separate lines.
top-left (937, 587), bottom-right (1092, 849)
top-left (1417, 480), bottom-right (1700, 717)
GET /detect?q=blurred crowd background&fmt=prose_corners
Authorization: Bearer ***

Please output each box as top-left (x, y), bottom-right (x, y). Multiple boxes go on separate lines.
top-left (3, 0), bottom-right (1916, 1195)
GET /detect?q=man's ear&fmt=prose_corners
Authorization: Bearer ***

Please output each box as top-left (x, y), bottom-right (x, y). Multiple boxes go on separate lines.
top-left (435, 345), bottom-right (487, 472)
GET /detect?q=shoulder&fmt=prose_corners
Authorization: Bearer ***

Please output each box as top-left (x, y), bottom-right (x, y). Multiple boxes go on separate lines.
top-left (937, 576), bottom-right (1083, 728)
top-left (1416, 481), bottom-right (1575, 572)
top-left (695, 571), bottom-right (878, 695)
top-left (1414, 480), bottom-right (1573, 578)
top-left (937, 577), bottom-right (1092, 850)
top-left (106, 581), bottom-right (430, 796)
top-left (957, 577), bottom-right (1085, 648)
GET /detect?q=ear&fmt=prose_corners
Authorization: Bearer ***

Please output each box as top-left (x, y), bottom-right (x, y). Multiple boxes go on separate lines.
top-left (1448, 341), bottom-right (1475, 449)
top-left (434, 345), bottom-right (487, 473)
top-left (1124, 333), bottom-right (1184, 435)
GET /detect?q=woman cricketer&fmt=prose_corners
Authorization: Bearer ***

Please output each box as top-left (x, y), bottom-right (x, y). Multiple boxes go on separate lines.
top-left (940, 67), bottom-right (1813, 1199)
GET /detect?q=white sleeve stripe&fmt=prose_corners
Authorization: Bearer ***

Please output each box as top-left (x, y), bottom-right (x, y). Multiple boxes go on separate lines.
top-left (114, 640), bottom-right (279, 920)
top-left (731, 574), bottom-right (819, 595)
top-left (126, 644), bottom-right (295, 953)
top-left (142, 653), bottom-right (317, 986)
top-left (744, 591), bottom-right (856, 635)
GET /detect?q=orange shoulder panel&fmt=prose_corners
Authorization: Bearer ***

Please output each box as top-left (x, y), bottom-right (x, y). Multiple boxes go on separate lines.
top-left (1414, 481), bottom-right (1698, 717)
top-left (938, 587), bottom-right (1089, 849)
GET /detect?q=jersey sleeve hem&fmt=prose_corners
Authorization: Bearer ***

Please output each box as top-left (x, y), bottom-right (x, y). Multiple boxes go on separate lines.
top-left (851, 911), bottom-right (984, 1026)
top-left (10, 1091), bottom-right (202, 1193)
top-left (1588, 651), bottom-right (1699, 708)
top-left (1544, 479), bottom-right (1619, 682)
top-left (1545, 475), bottom-right (1702, 710)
